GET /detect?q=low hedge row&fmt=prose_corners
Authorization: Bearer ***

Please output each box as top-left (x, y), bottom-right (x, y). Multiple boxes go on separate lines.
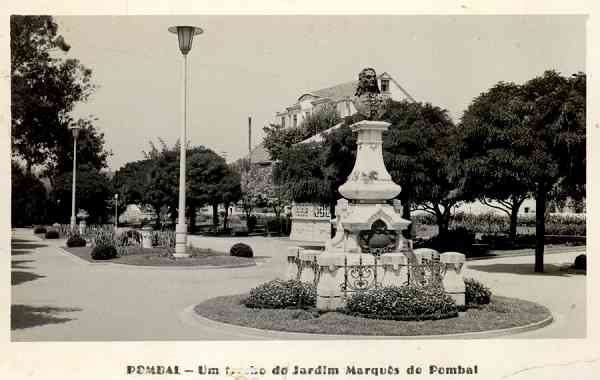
top-left (244, 280), bottom-right (316, 309)
top-left (345, 285), bottom-right (458, 321)
top-left (244, 278), bottom-right (493, 321)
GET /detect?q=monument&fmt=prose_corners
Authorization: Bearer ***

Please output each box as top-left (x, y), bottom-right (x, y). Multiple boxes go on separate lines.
top-left (286, 68), bottom-right (466, 310)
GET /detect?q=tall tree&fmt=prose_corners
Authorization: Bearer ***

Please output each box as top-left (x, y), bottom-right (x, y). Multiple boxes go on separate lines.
top-left (516, 71), bottom-right (586, 272)
top-left (12, 161), bottom-right (48, 226)
top-left (51, 164), bottom-right (113, 223)
top-left (456, 82), bottom-right (534, 242)
top-left (11, 16), bottom-right (102, 175)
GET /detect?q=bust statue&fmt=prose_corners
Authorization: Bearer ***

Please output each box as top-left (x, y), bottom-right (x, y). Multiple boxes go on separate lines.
top-left (353, 67), bottom-right (387, 120)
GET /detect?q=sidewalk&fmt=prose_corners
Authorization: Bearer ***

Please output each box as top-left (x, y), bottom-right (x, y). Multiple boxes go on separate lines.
top-left (10, 228), bottom-right (586, 340)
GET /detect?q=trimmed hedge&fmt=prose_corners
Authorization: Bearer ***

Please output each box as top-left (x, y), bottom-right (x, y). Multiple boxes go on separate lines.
top-left (33, 226), bottom-right (47, 234)
top-left (464, 278), bottom-right (492, 307)
top-left (66, 234), bottom-right (86, 247)
top-left (345, 285), bottom-right (458, 321)
top-left (91, 244), bottom-right (117, 260)
top-left (230, 243), bottom-right (254, 258)
top-left (244, 279), bottom-right (316, 309)
top-left (573, 254), bottom-right (586, 270)
top-left (44, 229), bottom-right (59, 239)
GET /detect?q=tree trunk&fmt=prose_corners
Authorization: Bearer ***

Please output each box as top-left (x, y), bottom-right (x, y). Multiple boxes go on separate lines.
top-left (435, 206), bottom-right (449, 238)
top-left (188, 206), bottom-right (197, 234)
top-left (535, 187), bottom-right (546, 273)
top-left (212, 203), bottom-right (218, 227)
top-left (509, 204), bottom-right (519, 243)
top-left (223, 202), bottom-right (229, 230)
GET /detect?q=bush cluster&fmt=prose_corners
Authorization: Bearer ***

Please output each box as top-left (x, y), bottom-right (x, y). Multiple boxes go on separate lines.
top-left (414, 212), bottom-right (586, 237)
top-left (91, 244), bottom-right (117, 260)
top-left (265, 217), bottom-right (292, 236)
top-left (414, 227), bottom-right (475, 256)
top-left (91, 229), bottom-right (118, 260)
top-left (230, 243), bottom-right (254, 258)
top-left (464, 278), bottom-right (492, 307)
top-left (66, 234), bottom-right (86, 247)
top-left (345, 285), bottom-right (458, 321)
top-left (150, 230), bottom-right (175, 248)
top-left (44, 229), bottom-right (59, 239)
top-left (244, 280), bottom-right (316, 309)
top-left (573, 254), bottom-right (586, 270)
top-left (33, 226), bottom-right (47, 234)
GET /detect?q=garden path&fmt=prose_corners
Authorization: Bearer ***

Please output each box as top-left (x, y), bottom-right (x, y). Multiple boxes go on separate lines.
top-left (10, 229), bottom-right (585, 340)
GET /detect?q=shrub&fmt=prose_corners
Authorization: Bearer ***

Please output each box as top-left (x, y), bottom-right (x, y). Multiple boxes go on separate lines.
top-left (230, 243), bottom-right (254, 258)
top-left (33, 226), bottom-right (47, 234)
top-left (414, 227), bottom-right (475, 255)
top-left (464, 278), bottom-right (492, 307)
top-left (45, 229), bottom-right (59, 239)
top-left (244, 279), bottom-right (316, 309)
top-left (573, 254), bottom-right (586, 270)
top-left (66, 234), bottom-right (86, 247)
top-left (345, 285), bottom-right (458, 321)
top-left (91, 244), bottom-right (117, 260)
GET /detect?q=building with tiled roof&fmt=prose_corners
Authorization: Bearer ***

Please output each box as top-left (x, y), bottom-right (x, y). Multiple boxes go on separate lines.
top-left (276, 71), bottom-right (414, 129)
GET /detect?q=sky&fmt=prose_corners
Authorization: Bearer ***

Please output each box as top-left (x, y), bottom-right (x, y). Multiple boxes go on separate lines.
top-left (53, 15), bottom-right (586, 171)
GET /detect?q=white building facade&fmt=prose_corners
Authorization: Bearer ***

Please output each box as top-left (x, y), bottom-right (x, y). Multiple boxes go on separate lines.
top-left (276, 72), bottom-right (414, 129)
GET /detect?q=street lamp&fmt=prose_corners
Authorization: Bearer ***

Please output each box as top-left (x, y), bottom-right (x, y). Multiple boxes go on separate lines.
top-left (69, 123), bottom-right (81, 231)
top-left (169, 25), bottom-right (204, 258)
top-left (114, 194), bottom-right (119, 232)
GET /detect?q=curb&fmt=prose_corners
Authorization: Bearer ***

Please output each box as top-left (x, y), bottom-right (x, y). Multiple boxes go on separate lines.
top-left (56, 246), bottom-right (264, 271)
top-left (184, 303), bottom-right (554, 340)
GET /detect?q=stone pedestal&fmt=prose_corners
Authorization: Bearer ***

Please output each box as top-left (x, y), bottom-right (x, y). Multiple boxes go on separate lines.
top-left (440, 252), bottom-right (466, 307)
top-left (78, 220), bottom-right (86, 235)
top-left (141, 226), bottom-right (154, 249)
top-left (174, 222), bottom-right (188, 258)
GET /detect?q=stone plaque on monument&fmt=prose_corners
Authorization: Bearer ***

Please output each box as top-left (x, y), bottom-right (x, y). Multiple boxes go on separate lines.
top-left (289, 203), bottom-right (331, 243)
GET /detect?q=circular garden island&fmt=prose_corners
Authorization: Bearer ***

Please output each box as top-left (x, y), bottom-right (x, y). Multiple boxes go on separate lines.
top-left (55, 227), bottom-right (257, 268)
top-left (194, 279), bottom-right (552, 337)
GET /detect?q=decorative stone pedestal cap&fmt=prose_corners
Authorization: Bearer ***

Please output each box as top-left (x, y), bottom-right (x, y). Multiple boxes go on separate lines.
top-left (440, 251), bottom-right (466, 264)
top-left (338, 120), bottom-right (401, 201)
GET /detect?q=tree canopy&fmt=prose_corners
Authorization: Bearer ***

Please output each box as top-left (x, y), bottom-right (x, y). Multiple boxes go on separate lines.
top-left (11, 16), bottom-right (106, 175)
top-left (112, 140), bottom-right (241, 228)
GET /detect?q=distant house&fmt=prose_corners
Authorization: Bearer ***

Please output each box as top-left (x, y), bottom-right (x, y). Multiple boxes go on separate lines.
top-left (249, 71), bottom-right (415, 167)
top-left (276, 71), bottom-right (414, 129)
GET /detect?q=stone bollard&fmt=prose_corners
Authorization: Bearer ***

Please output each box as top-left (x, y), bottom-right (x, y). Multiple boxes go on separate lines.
top-left (78, 220), bottom-right (87, 235)
top-left (316, 254), bottom-right (346, 310)
top-left (141, 226), bottom-right (154, 249)
top-left (440, 252), bottom-right (466, 307)
top-left (413, 248), bottom-right (439, 263)
top-left (380, 252), bottom-right (408, 287)
top-left (299, 250), bottom-right (322, 284)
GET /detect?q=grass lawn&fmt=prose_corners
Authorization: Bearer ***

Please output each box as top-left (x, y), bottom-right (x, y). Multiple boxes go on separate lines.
top-left (194, 295), bottom-right (551, 336)
top-left (63, 246), bottom-right (256, 268)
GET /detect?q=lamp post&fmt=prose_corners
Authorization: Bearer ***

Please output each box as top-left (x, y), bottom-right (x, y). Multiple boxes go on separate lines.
top-left (114, 194), bottom-right (119, 232)
top-left (69, 123), bottom-right (81, 231)
top-left (169, 25), bottom-right (204, 258)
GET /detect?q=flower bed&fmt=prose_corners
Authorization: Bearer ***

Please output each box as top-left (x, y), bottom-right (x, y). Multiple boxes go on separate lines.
top-left (194, 294), bottom-right (551, 336)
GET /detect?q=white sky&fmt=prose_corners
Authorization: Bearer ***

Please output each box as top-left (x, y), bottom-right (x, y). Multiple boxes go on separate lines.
top-left (54, 15), bottom-right (586, 170)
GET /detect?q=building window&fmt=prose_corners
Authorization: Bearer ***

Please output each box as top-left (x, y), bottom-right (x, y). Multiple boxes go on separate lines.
top-left (305, 111), bottom-right (310, 119)
top-left (293, 114), bottom-right (298, 128)
top-left (281, 116), bottom-right (285, 128)
top-left (524, 207), bottom-right (530, 214)
top-left (381, 79), bottom-right (390, 92)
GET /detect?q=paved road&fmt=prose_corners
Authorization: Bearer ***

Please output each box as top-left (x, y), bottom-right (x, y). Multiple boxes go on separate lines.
top-left (10, 229), bottom-right (586, 341)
